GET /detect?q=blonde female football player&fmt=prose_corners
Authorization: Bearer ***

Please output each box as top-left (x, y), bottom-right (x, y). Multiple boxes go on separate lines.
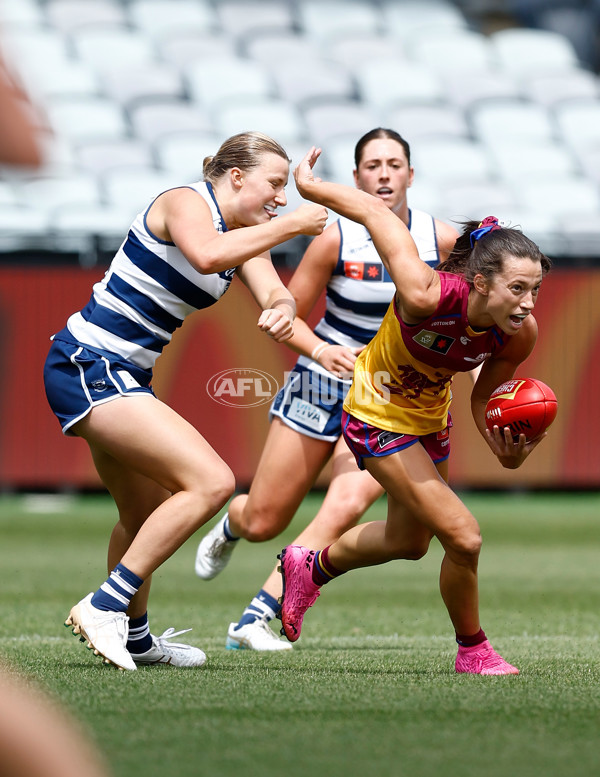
top-left (43, 132), bottom-right (328, 671)
top-left (194, 128), bottom-right (459, 651)
top-left (277, 148), bottom-right (551, 675)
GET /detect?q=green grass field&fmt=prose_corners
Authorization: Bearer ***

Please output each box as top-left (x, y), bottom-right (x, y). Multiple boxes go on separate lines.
top-left (1, 491), bottom-right (599, 777)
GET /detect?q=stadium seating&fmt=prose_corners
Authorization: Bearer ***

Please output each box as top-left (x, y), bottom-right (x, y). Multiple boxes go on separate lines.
top-left (327, 33), bottom-right (405, 68)
top-left (468, 99), bottom-right (557, 145)
top-left (157, 31), bottom-right (238, 68)
top-left (410, 137), bottom-right (495, 185)
top-left (270, 59), bottom-right (358, 108)
top-left (184, 56), bottom-right (274, 109)
top-left (75, 138), bottom-right (156, 176)
top-left (355, 59), bottom-right (445, 109)
top-left (101, 63), bottom-right (185, 108)
top-left (99, 167), bottom-right (180, 214)
top-left (302, 100), bottom-right (381, 146)
top-left (216, 0), bottom-right (296, 38)
top-left (154, 131), bottom-right (224, 178)
top-left (214, 98), bottom-right (307, 146)
top-left (127, 0), bottom-right (217, 37)
top-left (45, 0), bottom-right (129, 34)
top-left (69, 26), bottom-right (158, 72)
top-left (127, 100), bottom-right (214, 144)
top-left (383, 103), bottom-right (470, 141)
top-left (45, 96), bottom-right (129, 143)
top-left (297, 0), bottom-right (382, 42)
top-left (0, 0), bottom-right (599, 262)
top-left (243, 31), bottom-right (321, 66)
top-left (442, 181), bottom-right (516, 224)
top-left (488, 139), bottom-right (580, 186)
top-left (490, 28), bottom-right (581, 77)
top-left (381, 0), bottom-right (468, 40)
top-left (406, 28), bottom-right (498, 75)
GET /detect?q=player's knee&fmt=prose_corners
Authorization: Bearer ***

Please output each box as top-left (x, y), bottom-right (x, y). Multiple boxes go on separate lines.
top-left (236, 500), bottom-right (289, 542)
top-left (202, 467), bottom-right (236, 516)
top-left (450, 528), bottom-right (482, 560)
top-left (242, 516), bottom-right (279, 543)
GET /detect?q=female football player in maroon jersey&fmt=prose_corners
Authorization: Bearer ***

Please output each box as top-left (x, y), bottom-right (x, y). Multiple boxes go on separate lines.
top-left (278, 147), bottom-right (551, 675)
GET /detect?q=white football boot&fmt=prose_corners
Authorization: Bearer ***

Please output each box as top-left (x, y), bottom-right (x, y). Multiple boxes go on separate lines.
top-left (65, 593), bottom-right (136, 671)
top-left (226, 618), bottom-right (293, 651)
top-left (131, 628), bottom-right (207, 667)
top-left (194, 514), bottom-right (238, 580)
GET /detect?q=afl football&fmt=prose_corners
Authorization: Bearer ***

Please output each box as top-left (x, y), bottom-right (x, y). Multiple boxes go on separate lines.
top-left (485, 378), bottom-right (557, 442)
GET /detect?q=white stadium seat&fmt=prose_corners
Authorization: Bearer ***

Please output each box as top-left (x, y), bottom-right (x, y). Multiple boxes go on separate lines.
top-left (355, 59), bottom-right (444, 109)
top-left (154, 131), bottom-right (222, 178)
top-left (214, 98), bottom-right (307, 146)
top-left (184, 56), bottom-right (274, 110)
top-left (127, 100), bottom-right (214, 144)
top-left (45, 96), bottom-right (128, 143)
top-left (127, 0), bottom-right (216, 38)
top-left (468, 99), bottom-right (557, 145)
top-left (491, 28), bottom-right (581, 77)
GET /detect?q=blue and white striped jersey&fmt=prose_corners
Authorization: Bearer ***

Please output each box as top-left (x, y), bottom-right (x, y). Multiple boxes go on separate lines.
top-left (313, 209), bottom-right (441, 350)
top-left (61, 181), bottom-right (235, 370)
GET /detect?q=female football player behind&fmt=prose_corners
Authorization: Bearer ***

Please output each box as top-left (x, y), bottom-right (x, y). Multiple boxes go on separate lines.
top-left (277, 147), bottom-right (551, 675)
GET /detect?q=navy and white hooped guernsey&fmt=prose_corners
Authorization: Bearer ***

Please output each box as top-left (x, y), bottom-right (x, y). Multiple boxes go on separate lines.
top-left (270, 209), bottom-right (442, 441)
top-left (58, 181), bottom-right (235, 370)
top-left (297, 208), bottom-right (441, 378)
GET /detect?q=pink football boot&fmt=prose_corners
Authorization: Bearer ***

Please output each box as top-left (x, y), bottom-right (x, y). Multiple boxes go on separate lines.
top-left (456, 640), bottom-right (519, 675)
top-left (277, 545), bottom-right (321, 642)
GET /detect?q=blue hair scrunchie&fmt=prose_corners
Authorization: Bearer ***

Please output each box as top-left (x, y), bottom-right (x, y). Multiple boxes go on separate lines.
top-left (470, 216), bottom-right (501, 248)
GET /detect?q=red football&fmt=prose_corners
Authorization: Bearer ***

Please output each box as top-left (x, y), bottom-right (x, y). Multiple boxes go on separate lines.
top-left (485, 378), bottom-right (558, 441)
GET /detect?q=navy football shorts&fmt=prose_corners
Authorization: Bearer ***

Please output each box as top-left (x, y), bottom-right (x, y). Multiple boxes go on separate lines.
top-left (43, 336), bottom-right (155, 435)
top-left (269, 363), bottom-right (350, 442)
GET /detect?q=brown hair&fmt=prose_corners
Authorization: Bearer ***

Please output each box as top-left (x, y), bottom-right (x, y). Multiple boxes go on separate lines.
top-left (202, 131), bottom-right (290, 183)
top-left (354, 127), bottom-right (411, 168)
top-left (441, 219), bottom-right (551, 282)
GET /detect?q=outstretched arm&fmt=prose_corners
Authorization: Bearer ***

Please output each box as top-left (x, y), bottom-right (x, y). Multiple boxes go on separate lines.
top-left (294, 148), bottom-right (439, 318)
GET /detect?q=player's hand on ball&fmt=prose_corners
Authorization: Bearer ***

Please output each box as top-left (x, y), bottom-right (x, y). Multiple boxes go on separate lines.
top-left (257, 308), bottom-right (294, 342)
top-left (485, 424), bottom-right (547, 469)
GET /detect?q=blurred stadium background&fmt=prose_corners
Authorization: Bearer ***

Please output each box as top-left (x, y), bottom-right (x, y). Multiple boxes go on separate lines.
top-left (0, 0), bottom-right (599, 491)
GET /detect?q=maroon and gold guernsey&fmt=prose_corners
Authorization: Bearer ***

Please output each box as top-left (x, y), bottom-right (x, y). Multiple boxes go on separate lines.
top-left (343, 272), bottom-right (509, 435)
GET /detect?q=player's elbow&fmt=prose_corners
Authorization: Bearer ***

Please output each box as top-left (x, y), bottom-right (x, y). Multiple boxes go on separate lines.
top-left (363, 196), bottom-right (391, 229)
top-left (190, 251), bottom-right (223, 274)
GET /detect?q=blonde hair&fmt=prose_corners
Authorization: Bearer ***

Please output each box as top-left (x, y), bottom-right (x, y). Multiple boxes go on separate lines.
top-left (202, 131), bottom-right (290, 183)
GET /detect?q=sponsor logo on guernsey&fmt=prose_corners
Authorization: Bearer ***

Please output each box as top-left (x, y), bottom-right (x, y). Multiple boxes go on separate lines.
top-left (430, 320), bottom-right (456, 326)
top-left (287, 397), bottom-right (330, 433)
top-left (218, 267), bottom-right (236, 281)
top-left (413, 329), bottom-right (455, 354)
top-left (464, 352), bottom-right (491, 363)
top-left (344, 261), bottom-right (383, 281)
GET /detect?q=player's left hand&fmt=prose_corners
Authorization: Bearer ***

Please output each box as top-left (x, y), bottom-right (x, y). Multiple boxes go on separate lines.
top-left (485, 424), bottom-right (547, 469)
top-left (257, 308), bottom-right (294, 342)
